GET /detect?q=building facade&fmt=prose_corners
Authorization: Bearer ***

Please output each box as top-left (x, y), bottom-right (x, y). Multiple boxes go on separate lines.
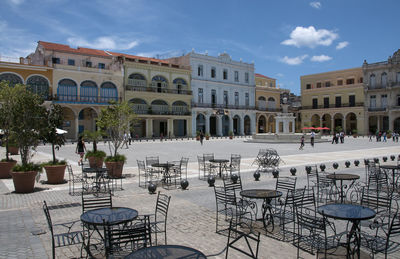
top-left (167, 52), bottom-right (256, 136)
top-left (114, 53), bottom-right (192, 138)
top-left (363, 49), bottom-right (400, 134)
top-left (300, 67), bottom-right (366, 135)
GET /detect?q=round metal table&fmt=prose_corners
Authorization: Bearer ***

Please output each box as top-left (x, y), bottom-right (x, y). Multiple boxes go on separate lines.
top-left (124, 244), bottom-right (207, 259)
top-left (152, 163), bottom-right (175, 185)
top-left (240, 189), bottom-right (282, 232)
top-left (327, 173), bottom-right (360, 203)
top-left (318, 203), bottom-right (376, 259)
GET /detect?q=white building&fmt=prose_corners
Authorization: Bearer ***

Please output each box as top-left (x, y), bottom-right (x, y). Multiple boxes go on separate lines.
top-left (167, 51), bottom-right (256, 136)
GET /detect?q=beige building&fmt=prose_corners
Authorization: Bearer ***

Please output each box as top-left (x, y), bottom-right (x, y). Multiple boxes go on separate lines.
top-left (300, 67), bottom-right (366, 135)
top-left (363, 49), bottom-right (400, 133)
top-left (255, 73), bottom-right (288, 133)
top-left (111, 53), bottom-right (192, 138)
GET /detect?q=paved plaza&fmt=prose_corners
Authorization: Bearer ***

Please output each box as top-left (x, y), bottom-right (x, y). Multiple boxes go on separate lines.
top-left (1, 136), bottom-right (400, 258)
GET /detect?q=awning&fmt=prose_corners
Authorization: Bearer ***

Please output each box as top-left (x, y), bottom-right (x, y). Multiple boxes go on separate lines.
top-left (56, 128), bottom-right (68, 134)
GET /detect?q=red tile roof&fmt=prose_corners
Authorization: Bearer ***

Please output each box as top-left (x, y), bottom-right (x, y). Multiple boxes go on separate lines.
top-left (107, 51), bottom-right (169, 64)
top-left (39, 41), bottom-right (113, 58)
top-left (255, 73), bottom-right (276, 80)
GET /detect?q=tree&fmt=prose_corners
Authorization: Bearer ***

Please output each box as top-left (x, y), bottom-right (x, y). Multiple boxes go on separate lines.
top-left (42, 104), bottom-right (65, 164)
top-left (9, 84), bottom-right (47, 167)
top-left (96, 101), bottom-right (138, 157)
top-left (0, 81), bottom-right (18, 161)
top-left (82, 130), bottom-right (104, 152)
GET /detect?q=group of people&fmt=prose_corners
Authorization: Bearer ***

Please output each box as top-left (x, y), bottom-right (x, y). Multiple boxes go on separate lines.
top-left (370, 131), bottom-right (399, 142)
top-left (299, 131), bottom-right (315, 150)
top-left (332, 131), bottom-right (345, 144)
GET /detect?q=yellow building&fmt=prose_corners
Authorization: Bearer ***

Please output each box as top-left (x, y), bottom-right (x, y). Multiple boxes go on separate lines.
top-left (255, 73), bottom-right (288, 133)
top-left (111, 53), bottom-right (192, 138)
top-left (300, 67), bottom-right (366, 134)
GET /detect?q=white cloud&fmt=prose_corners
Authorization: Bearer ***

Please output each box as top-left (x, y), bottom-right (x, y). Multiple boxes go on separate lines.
top-left (136, 50), bottom-right (183, 59)
top-left (276, 73), bottom-right (284, 77)
top-left (311, 55), bottom-right (332, 62)
top-left (336, 41), bottom-right (349, 50)
top-left (280, 55), bottom-right (308, 65)
top-left (309, 2), bottom-right (321, 9)
top-left (67, 36), bottom-right (139, 50)
top-left (7, 0), bottom-right (24, 5)
top-left (281, 26), bottom-right (338, 48)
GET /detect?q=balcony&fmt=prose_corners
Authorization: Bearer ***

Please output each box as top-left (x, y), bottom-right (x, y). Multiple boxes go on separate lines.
top-left (368, 106), bottom-right (387, 112)
top-left (125, 85), bottom-right (192, 95)
top-left (191, 102), bottom-right (255, 110)
top-left (302, 103), bottom-right (364, 110)
top-left (368, 84), bottom-right (387, 90)
top-left (52, 95), bottom-right (120, 105)
top-left (256, 106), bottom-right (282, 112)
top-left (131, 104), bottom-right (190, 116)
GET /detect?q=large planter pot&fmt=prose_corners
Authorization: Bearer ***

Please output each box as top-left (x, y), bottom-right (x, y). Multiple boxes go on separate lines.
top-left (8, 146), bottom-right (19, 155)
top-left (0, 160), bottom-right (17, 179)
top-left (44, 165), bottom-right (66, 184)
top-left (10, 171), bottom-right (38, 193)
top-left (88, 156), bottom-right (104, 169)
top-left (105, 161), bottom-right (124, 178)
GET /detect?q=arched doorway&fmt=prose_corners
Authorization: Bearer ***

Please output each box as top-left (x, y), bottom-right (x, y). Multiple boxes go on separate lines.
top-left (196, 114), bottom-right (206, 133)
top-left (394, 117), bottom-right (400, 132)
top-left (151, 75), bottom-right (168, 93)
top-left (369, 116), bottom-right (378, 134)
top-left (244, 115), bottom-right (251, 135)
top-left (345, 112), bottom-right (357, 135)
top-left (233, 115), bottom-right (240, 135)
top-left (78, 108), bottom-right (97, 135)
top-left (322, 114), bottom-right (332, 134)
top-left (258, 115), bottom-right (266, 133)
top-left (209, 115), bottom-right (217, 136)
top-left (61, 107), bottom-right (76, 139)
top-left (268, 116), bottom-right (275, 133)
top-left (268, 97), bottom-right (276, 111)
top-left (222, 115), bottom-right (230, 136)
top-left (333, 113), bottom-right (344, 132)
top-left (311, 114), bottom-right (321, 128)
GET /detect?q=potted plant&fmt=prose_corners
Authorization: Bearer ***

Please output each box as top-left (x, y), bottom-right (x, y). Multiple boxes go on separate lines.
top-left (82, 130), bottom-right (106, 168)
top-left (5, 83), bottom-right (47, 193)
top-left (205, 132), bottom-right (210, 140)
top-left (96, 101), bottom-right (138, 177)
top-left (41, 104), bottom-right (67, 184)
top-left (387, 130), bottom-right (392, 139)
top-left (352, 129), bottom-right (358, 138)
top-left (228, 130), bottom-right (233, 139)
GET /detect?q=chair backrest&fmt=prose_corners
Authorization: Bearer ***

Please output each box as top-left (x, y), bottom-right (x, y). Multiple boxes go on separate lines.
top-left (179, 157), bottom-right (189, 172)
top-left (154, 192), bottom-right (171, 225)
top-left (367, 168), bottom-right (388, 190)
top-left (203, 153), bottom-right (214, 162)
top-left (43, 201), bottom-right (54, 235)
top-left (226, 219), bottom-right (260, 259)
top-left (214, 186), bottom-right (237, 207)
top-left (223, 175), bottom-right (243, 195)
top-left (82, 191), bottom-right (112, 213)
top-left (146, 156), bottom-right (159, 167)
top-left (104, 215), bottom-right (152, 257)
top-left (361, 187), bottom-right (392, 214)
top-left (388, 209), bottom-right (400, 236)
top-left (67, 164), bottom-right (73, 178)
top-left (276, 176), bottom-right (297, 194)
top-left (137, 160), bottom-right (146, 172)
top-left (306, 165), bottom-right (318, 188)
top-left (230, 154), bottom-right (241, 172)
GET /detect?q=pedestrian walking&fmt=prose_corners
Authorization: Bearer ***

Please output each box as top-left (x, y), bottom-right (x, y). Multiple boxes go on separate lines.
top-left (299, 134), bottom-right (305, 150)
top-left (340, 131), bottom-right (344, 143)
top-left (383, 132), bottom-right (387, 142)
top-left (331, 133), bottom-right (336, 144)
top-left (129, 132), bottom-right (132, 145)
top-left (310, 131), bottom-right (315, 147)
top-left (75, 136), bottom-right (86, 166)
top-left (199, 130), bottom-right (204, 145)
top-left (335, 132), bottom-right (339, 144)
top-left (123, 132), bottom-right (129, 149)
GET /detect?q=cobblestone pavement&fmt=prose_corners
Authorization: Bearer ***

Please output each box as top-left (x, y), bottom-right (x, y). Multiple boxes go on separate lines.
top-left (1, 137), bottom-right (400, 258)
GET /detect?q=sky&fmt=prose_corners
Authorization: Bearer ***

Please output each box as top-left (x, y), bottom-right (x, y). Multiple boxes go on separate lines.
top-left (0, 0), bottom-right (399, 95)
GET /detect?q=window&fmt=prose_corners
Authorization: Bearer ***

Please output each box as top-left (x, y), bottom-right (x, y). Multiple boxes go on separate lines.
top-left (211, 89), bottom-right (216, 105)
top-left (349, 95), bottom-right (355, 107)
top-left (381, 94), bottom-right (387, 108)
top-left (245, 72), bottom-right (249, 83)
top-left (335, 96), bottom-right (341, 107)
top-left (323, 97), bottom-right (329, 108)
top-left (234, 71), bottom-right (239, 82)
top-left (337, 80), bottom-right (343, 86)
top-left (381, 73), bottom-right (387, 87)
top-left (52, 57), bottom-right (60, 64)
top-left (211, 67), bottom-right (216, 78)
top-left (370, 74), bottom-right (376, 88)
top-left (312, 98), bottom-right (318, 109)
top-left (235, 92), bottom-right (239, 106)
top-left (198, 88), bottom-right (203, 103)
top-left (223, 69), bottom-right (228, 80)
top-left (397, 95), bottom-right (400, 106)
top-left (270, 82), bottom-right (273, 87)
top-left (397, 72), bottom-right (400, 83)
top-left (245, 93), bottom-right (249, 106)
top-left (359, 77), bottom-right (363, 83)
top-left (325, 81), bottom-right (331, 87)
top-left (370, 95), bottom-right (376, 108)
top-left (86, 61), bottom-right (92, 68)
top-left (198, 65), bottom-right (203, 77)
top-left (316, 82), bottom-right (322, 88)
top-left (346, 78), bottom-right (354, 85)
top-left (68, 59), bottom-right (75, 66)
top-left (223, 91), bottom-right (228, 106)
top-left (98, 63), bottom-right (105, 69)
top-left (306, 84), bottom-right (311, 89)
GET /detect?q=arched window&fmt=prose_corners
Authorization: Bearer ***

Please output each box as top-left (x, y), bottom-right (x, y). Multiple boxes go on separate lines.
top-left (268, 97), bottom-right (276, 110)
top-left (0, 73), bottom-right (23, 86)
top-left (58, 79), bottom-right (77, 101)
top-left (151, 76), bottom-right (168, 93)
top-left (127, 73), bottom-right (146, 89)
top-left (172, 101), bottom-right (188, 115)
top-left (370, 74), bottom-right (376, 88)
top-left (129, 98), bottom-right (148, 114)
top-left (80, 80), bottom-right (98, 102)
top-left (397, 72), bottom-right (400, 83)
top-left (100, 82), bottom-right (118, 103)
top-left (381, 72), bottom-right (387, 88)
top-left (151, 99), bottom-right (168, 114)
top-left (173, 78), bottom-right (188, 94)
top-left (26, 75), bottom-right (49, 99)
top-left (258, 96), bottom-right (266, 101)
top-left (258, 96), bottom-right (266, 110)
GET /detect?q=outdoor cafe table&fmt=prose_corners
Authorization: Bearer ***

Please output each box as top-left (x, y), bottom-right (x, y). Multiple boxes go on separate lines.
top-left (318, 203), bottom-right (376, 259)
top-left (209, 159), bottom-right (229, 178)
top-left (82, 167), bottom-right (109, 193)
top-left (81, 207), bottom-right (138, 258)
top-left (380, 164), bottom-right (400, 190)
top-left (151, 162), bottom-right (175, 184)
top-left (327, 173), bottom-right (360, 203)
top-left (240, 189), bottom-right (282, 232)
top-left (124, 245), bottom-right (207, 259)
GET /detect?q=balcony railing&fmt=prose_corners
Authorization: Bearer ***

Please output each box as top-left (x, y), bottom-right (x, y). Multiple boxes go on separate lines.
top-left (52, 95), bottom-right (120, 104)
top-left (368, 84), bottom-right (387, 90)
top-left (131, 104), bottom-right (190, 115)
top-left (302, 102), bottom-right (364, 110)
top-left (368, 107), bottom-right (387, 112)
top-left (256, 107), bottom-right (282, 112)
top-left (125, 85), bottom-right (192, 95)
top-left (191, 102), bottom-right (255, 110)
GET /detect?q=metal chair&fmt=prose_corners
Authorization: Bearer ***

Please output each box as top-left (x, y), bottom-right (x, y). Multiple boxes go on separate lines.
top-left (167, 157), bottom-right (189, 188)
top-left (228, 154), bottom-right (241, 177)
top-left (43, 201), bottom-right (83, 259)
top-left (197, 155), bottom-right (206, 180)
top-left (147, 191), bottom-right (171, 245)
top-left (81, 190), bottom-right (112, 213)
top-left (106, 166), bottom-right (125, 194)
top-left (138, 160), bottom-right (158, 188)
top-left (68, 165), bottom-right (84, 196)
top-left (225, 220), bottom-right (261, 259)
top-left (104, 215), bottom-right (152, 258)
top-left (146, 156), bottom-right (161, 176)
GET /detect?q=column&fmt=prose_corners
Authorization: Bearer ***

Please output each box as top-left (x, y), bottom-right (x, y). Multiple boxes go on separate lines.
top-left (284, 121), bottom-right (289, 133)
top-left (275, 118), bottom-right (280, 133)
top-left (389, 112), bottom-right (394, 131)
top-left (240, 116), bottom-right (245, 135)
top-left (331, 116), bottom-right (335, 133)
top-left (168, 118), bottom-right (174, 138)
top-left (205, 113), bottom-right (210, 134)
top-left (377, 116), bottom-right (381, 131)
top-left (192, 111), bottom-right (197, 136)
top-left (343, 117), bottom-right (347, 133)
top-left (186, 119), bottom-right (191, 137)
top-left (74, 116), bottom-right (79, 140)
top-left (292, 119), bottom-right (296, 133)
top-left (217, 115), bottom-right (223, 136)
top-left (250, 113), bottom-right (256, 135)
top-left (229, 116), bottom-right (233, 133)
top-left (146, 118), bottom-right (153, 138)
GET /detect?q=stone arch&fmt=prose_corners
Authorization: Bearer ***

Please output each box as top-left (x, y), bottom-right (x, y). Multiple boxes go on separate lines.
top-left (0, 72), bottom-right (23, 86)
top-left (321, 114), bottom-right (332, 133)
top-left (100, 81), bottom-right (118, 103)
top-left (244, 115), bottom-right (251, 135)
top-left (196, 113), bottom-right (206, 133)
top-left (267, 115), bottom-right (275, 133)
top-left (311, 114), bottom-right (321, 128)
top-left (333, 113), bottom-right (344, 132)
top-left (151, 75), bottom-right (168, 92)
top-left (258, 114), bottom-right (266, 133)
top-left (78, 107), bottom-right (98, 135)
top-left (58, 78), bottom-right (78, 101)
top-left (345, 112), bottom-right (357, 134)
top-left (26, 74), bottom-right (50, 99)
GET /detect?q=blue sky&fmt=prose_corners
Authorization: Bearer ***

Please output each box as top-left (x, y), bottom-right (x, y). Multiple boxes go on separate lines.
top-left (0, 0), bottom-right (399, 94)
